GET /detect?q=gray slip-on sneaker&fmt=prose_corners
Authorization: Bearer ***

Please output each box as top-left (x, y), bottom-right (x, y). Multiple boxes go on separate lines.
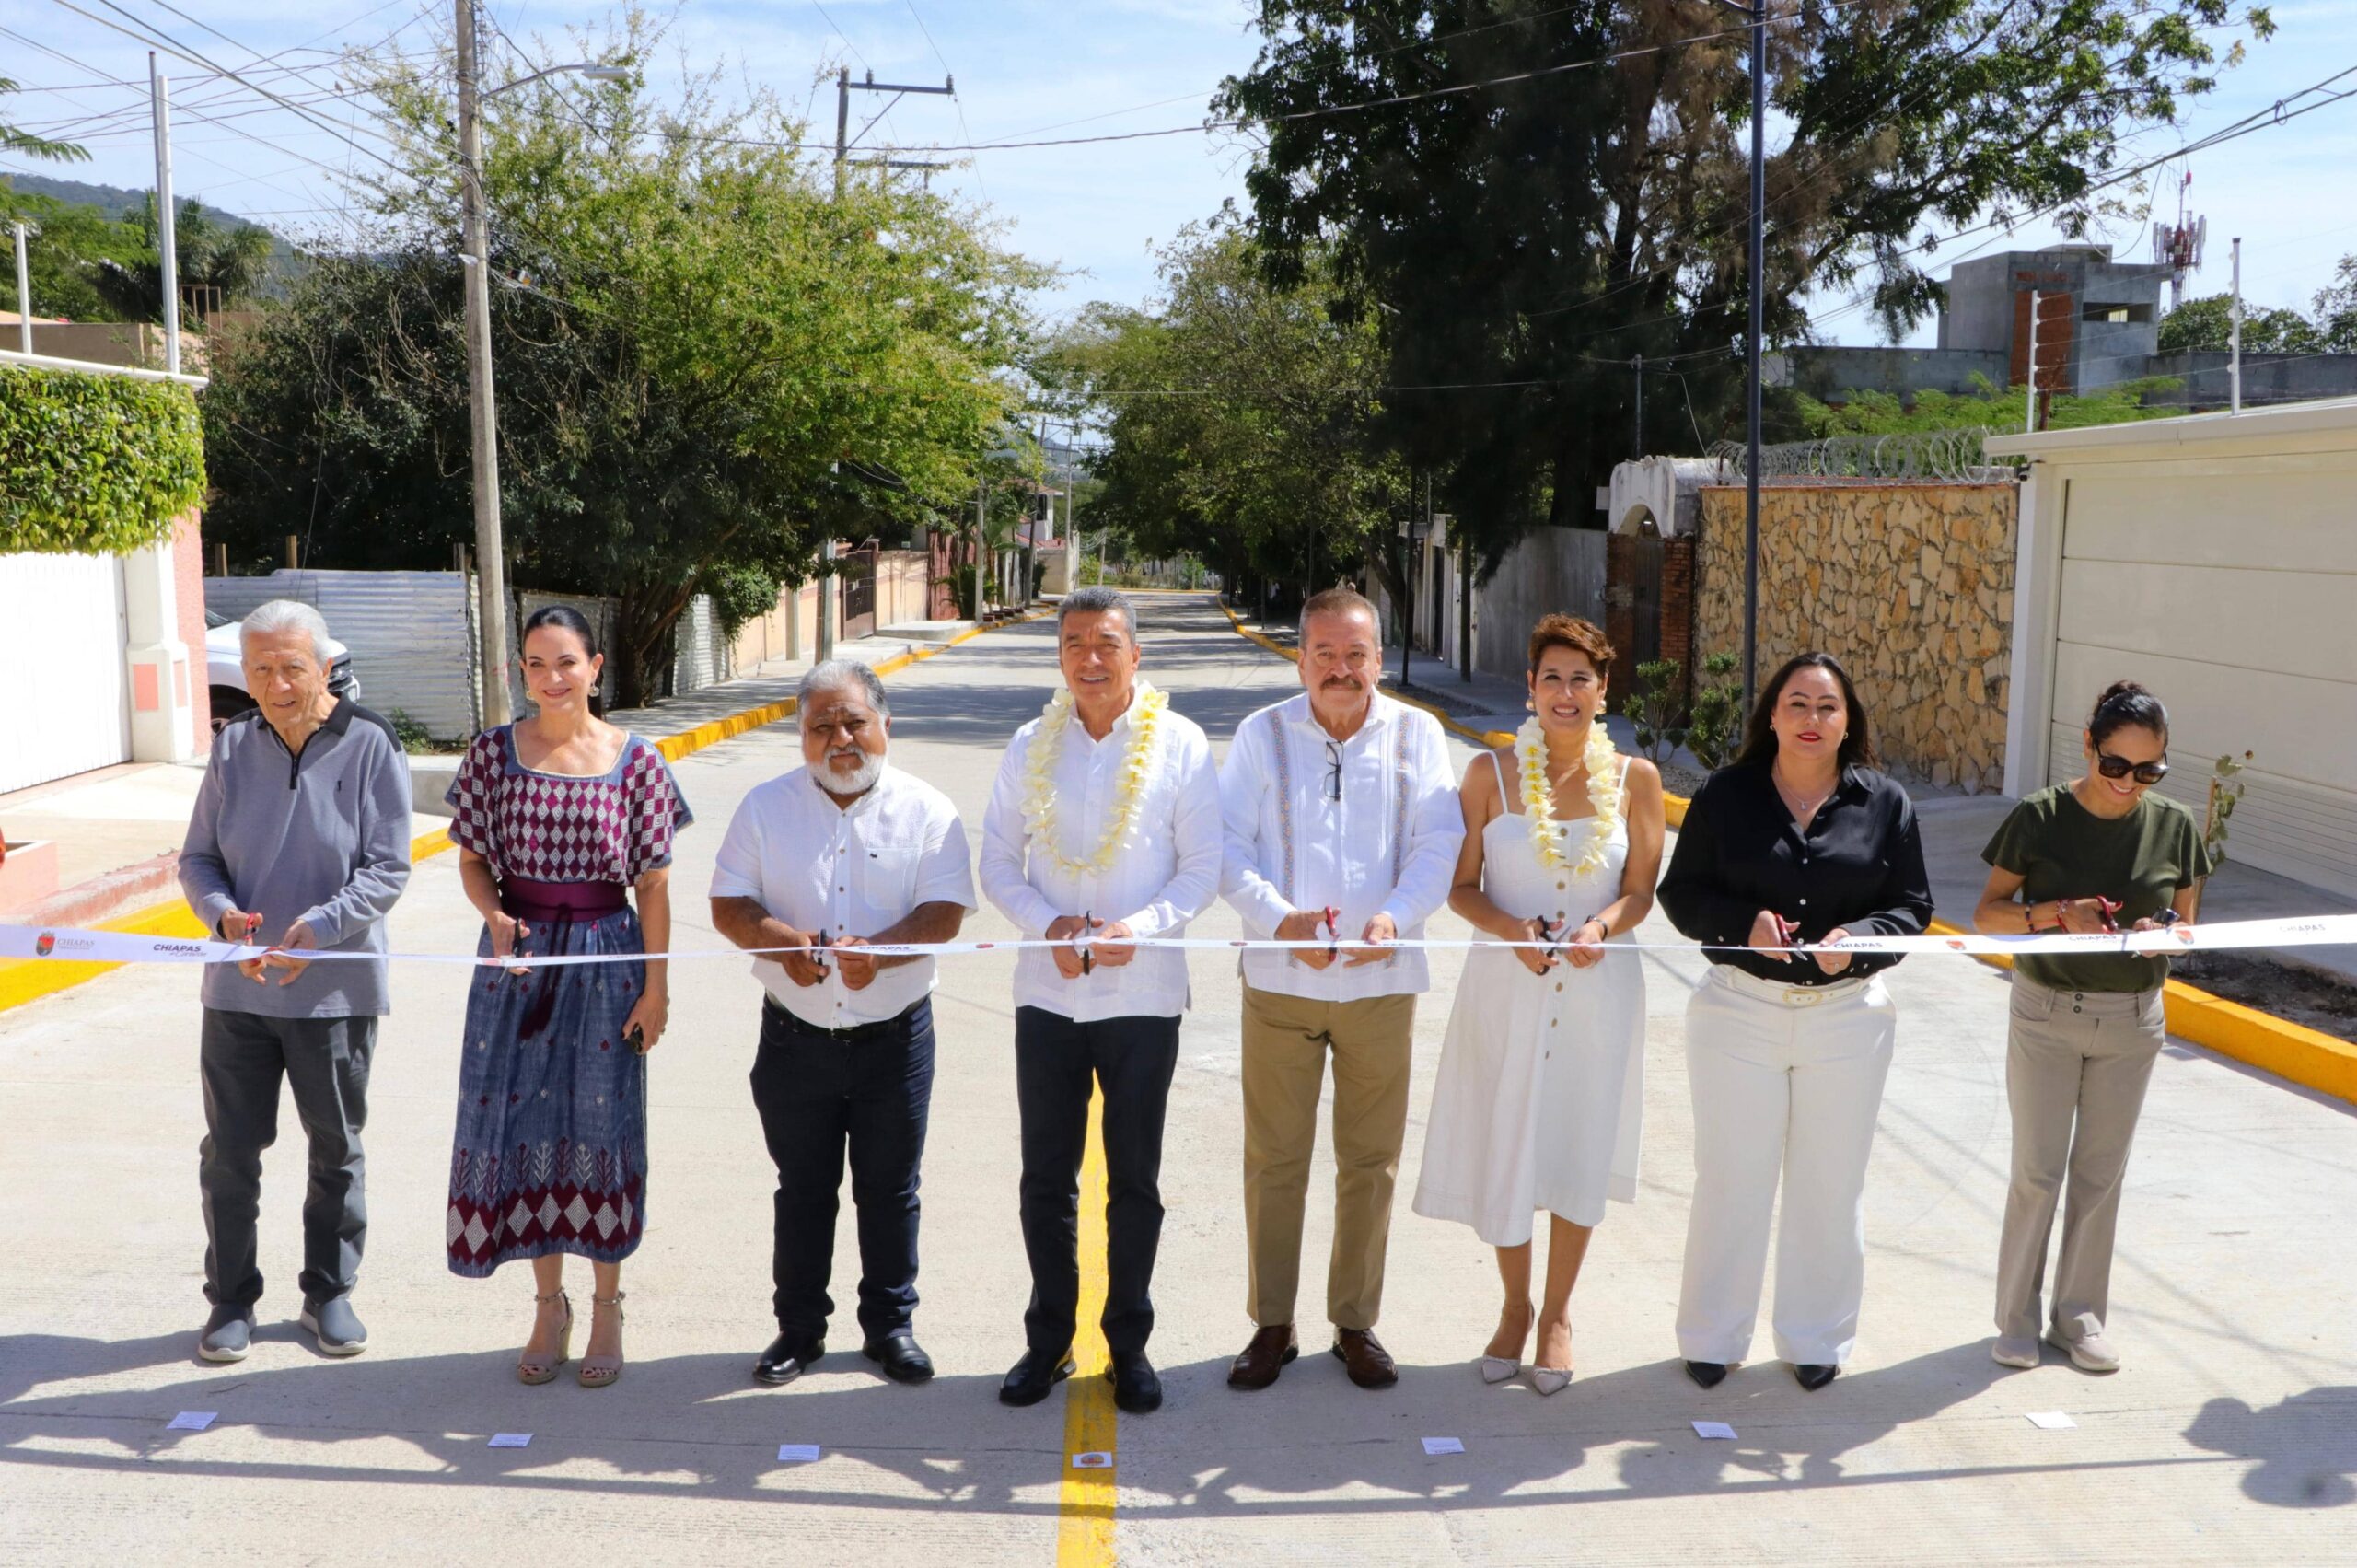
top-left (1991, 1334), bottom-right (2040, 1369)
top-left (2046, 1311), bottom-right (2119, 1373)
top-left (300, 1296), bottom-right (368, 1357)
top-left (198, 1307), bottom-right (254, 1364)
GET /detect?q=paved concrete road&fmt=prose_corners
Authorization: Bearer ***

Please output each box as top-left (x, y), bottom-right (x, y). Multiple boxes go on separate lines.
top-left (3, 595), bottom-right (2353, 1565)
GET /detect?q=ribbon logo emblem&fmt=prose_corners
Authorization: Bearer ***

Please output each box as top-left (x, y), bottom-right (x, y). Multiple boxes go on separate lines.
top-left (35, 932), bottom-right (55, 958)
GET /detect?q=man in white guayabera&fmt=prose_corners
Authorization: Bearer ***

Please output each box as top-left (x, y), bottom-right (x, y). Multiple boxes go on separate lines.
top-left (179, 599), bottom-right (412, 1364)
top-left (1217, 587), bottom-right (1462, 1394)
top-left (979, 587), bottom-right (1222, 1416)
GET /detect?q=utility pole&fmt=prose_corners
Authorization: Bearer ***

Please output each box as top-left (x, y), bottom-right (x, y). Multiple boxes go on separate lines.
top-left (829, 66), bottom-right (955, 651)
top-left (2025, 289), bottom-right (2039, 434)
top-left (1713, 0), bottom-right (1768, 714)
top-left (1458, 526), bottom-right (1473, 685)
top-left (11, 222), bottom-right (31, 354)
top-left (455, 0), bottom-right (511, 724)
top-left (149, 54), bottom-right (180, 377)
top-left (1631, 351), bottom-right (1650, 455)
top-left (2229, 236), bottom-right (2243, 415)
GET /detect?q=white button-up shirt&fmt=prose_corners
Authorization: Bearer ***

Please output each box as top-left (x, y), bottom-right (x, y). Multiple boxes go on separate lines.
top-left (979, 686), bottom-right (1223, 1022)
top-left (1219, 691), bottom-right (1463, 1001)
top-left (709, 763), bottom-right (977, 1028)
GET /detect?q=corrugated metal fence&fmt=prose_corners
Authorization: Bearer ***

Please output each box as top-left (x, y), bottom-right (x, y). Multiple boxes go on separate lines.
top-left (203, 571), bottom-right (730, 742)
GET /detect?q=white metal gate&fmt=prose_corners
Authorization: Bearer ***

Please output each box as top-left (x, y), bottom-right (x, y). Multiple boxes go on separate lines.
top-left (0, 552), bottom-right (131, 792)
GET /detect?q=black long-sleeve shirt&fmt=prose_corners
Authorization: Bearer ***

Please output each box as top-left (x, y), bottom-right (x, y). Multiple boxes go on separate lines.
top-left (1657, 761), bottom-right (1934, 984)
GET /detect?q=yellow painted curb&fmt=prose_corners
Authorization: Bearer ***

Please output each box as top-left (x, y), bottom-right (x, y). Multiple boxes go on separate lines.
top-left (0, 609), bottom-right (1056, 1017)
top-left (1216, 598), bottom-right (2357, 1109)
top-left (1056, 1088), bottom-right (1117, 1564)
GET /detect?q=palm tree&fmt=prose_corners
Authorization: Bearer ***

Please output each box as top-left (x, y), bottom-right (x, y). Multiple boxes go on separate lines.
top-left (90, 196), bottom-right (273, 325)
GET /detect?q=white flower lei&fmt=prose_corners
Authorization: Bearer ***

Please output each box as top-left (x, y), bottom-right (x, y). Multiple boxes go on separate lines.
top-left (1515, 717), bottom-right (1623, 877)
top-left (1021, 679), bottom-right (1170, 877)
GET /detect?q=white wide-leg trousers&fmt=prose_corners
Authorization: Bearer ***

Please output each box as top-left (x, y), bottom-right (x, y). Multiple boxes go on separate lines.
top-left (1676, 965), bottom-right (1897, 1367)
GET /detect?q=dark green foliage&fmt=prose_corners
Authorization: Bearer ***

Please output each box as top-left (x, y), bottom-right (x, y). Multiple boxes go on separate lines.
top-left (0, 366), bottom-right (205, 553)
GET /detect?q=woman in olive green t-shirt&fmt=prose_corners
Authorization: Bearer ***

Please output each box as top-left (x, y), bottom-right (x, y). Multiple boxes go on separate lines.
top-left (1971, 679), bottom-right (2212, 1377)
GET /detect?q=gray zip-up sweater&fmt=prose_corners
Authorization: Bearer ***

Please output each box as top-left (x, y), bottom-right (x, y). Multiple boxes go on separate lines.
top-left (180, 699), bottom-right (413, 1018)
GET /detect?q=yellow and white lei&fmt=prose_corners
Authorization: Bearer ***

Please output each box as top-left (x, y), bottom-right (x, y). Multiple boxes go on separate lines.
top-left (1515, 716), bottom-right (1623, 877)
top-left (1021, 679), bottom-right (1169, 877)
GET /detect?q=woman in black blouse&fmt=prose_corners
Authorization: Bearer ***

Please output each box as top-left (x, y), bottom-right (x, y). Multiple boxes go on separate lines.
top-left (1657, 652), bottom-right (1933, 1392)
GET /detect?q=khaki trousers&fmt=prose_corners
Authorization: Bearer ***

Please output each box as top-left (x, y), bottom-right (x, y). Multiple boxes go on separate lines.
top-left (1994, 976), bottom-right (2165, 1342)
top-left (1240, 983), bottom-right (1417, 1330)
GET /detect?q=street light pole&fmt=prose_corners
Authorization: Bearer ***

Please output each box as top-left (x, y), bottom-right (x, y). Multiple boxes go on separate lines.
top-left (454, 0), bottom-right (511, 726)
top-left (1741, 0), bottom-right (1765, 718)
top-left (149, 54), bottom-right (180, 377)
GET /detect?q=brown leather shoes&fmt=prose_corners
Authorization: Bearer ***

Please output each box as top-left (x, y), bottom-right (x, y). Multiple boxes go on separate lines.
top-left (1227, 1324), bottom-right (1299, 1389)
top-left (1332, 1328), bottom-right (1399, 1388)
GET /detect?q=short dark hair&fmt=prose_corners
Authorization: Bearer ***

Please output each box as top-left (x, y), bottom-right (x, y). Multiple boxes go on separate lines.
top-left (1733, 651), bottom-right (1878, 772)
top-left (1058, 586), bottom-right (1136, 640)
top-left (2086, 680), bottom-right (2167, 749)
top-left (1299, 587), bottom-right (1379, 644)
top-left (1528, 614), bottom-right (1613, 677)
top-left (522, 603), bottom-right (600, 661)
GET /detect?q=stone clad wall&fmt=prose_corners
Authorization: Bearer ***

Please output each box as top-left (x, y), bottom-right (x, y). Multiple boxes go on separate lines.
top-left (1694, 482), bottom-right (2018, 793)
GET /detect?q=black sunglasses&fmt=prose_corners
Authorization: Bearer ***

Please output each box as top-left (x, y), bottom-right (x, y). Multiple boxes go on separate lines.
top-left (2095, 749), bottom-right (2169, 786)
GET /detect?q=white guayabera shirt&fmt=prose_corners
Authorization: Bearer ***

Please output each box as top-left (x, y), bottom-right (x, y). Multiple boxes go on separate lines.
top-left (978, 690), bottom-right (1223, 1023)
top-left (1218, 691), bottom-right (1464, 1002)
top-left (709, 763), bottom-right (977, 1028)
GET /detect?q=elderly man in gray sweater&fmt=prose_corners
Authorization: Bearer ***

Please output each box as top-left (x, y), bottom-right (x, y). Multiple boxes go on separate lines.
top-left (180, 599), bottom-right (412, 1363)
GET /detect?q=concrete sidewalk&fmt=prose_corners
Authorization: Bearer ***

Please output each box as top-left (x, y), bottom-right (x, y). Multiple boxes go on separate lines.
top-left (2, 594), bottom-right (2352, 1565)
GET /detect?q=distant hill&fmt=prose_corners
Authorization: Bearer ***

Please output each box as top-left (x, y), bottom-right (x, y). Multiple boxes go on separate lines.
top-left (2, 172), bottom-right (306, 297)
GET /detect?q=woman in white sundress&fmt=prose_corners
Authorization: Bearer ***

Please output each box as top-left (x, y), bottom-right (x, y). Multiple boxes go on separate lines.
top-left (1412, 613), bottom-right (1666, 1394)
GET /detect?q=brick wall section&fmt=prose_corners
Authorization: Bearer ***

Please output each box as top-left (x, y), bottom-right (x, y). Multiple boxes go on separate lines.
top-left (1602, 531), bottom-right (1698, 711)
top-left (1694, 482), bottom-right (2018, 793)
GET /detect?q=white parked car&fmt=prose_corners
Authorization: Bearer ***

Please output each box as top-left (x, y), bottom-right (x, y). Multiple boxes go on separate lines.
top-left (204, 608), bottom-right (361, 731)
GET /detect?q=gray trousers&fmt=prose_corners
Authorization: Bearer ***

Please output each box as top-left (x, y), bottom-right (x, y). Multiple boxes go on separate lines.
top-left (198, 1008), bottom-right (375, 1310)
top-left (1993, 977), bottom-right (2165, 1342)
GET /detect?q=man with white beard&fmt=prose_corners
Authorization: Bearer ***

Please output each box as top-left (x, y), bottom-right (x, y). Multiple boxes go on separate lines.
top-left (711, 660), bottom-right (976, 1388)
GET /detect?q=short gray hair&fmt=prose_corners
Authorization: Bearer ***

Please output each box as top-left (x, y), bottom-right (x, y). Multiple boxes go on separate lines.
top-left (240, 598), bottom-right (332, 664)
top-left (799, 658), bottom-right (890, 718)
top-left (1058, 586), bottom-right (1136, 640)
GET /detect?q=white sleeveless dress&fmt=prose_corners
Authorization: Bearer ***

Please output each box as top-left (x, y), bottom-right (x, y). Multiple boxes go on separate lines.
top-left (1411, 752), bottom-right (1645, 1243)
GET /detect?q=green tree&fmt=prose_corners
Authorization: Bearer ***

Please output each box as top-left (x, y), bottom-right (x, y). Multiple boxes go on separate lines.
top-left (0, 189), bottom-right (145, 322)
top-left (1041, 222), bottom-right (1412, 621)
top-left (1795, 372), bottom-right (2185, 434)
top-left (203, 11), bottom-right (1044, 703)
top-left (87, 196), bottom-right (275, 325)
top-left (2313, 254), bottom-right (2357, 354)
top-left (1217, 0), bottom-right (2275, 573)
top-left (2157, 293), bottom-right (2322, 354)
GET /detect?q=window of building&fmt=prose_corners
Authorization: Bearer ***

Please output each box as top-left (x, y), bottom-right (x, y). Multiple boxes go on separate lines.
top-left (2083, 302), bottom-right (2154, 324)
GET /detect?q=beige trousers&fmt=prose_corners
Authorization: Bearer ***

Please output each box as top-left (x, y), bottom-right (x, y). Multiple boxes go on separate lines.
top-left (1240, 984), bottom-right (1417, 1330)
top-left (1994, 975), bottom-right (2166, 1342)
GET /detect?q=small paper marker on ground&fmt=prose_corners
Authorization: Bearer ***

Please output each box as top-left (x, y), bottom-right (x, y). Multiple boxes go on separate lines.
top-left (1692, 1421), bottom-right (1738, 1440)
top-left (487, 1433), bottom-right (532, 1448)
top-left (165, 1411), bottom-right (216, 1432)
top-left (777, 1444), bottom-right (821, 1463)
top-left (1072, 1451), bottom-right (1113, 1469)
top-left (2026, 1411), bottom-right (2078, 1431)
top-left (1422, 1436), bottom-right (1467, 1456)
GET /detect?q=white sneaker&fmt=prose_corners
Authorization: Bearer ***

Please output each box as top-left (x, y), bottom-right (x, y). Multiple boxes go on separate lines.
top-left (1991, 1335), bottom-right (2039, 1369)
top-left (2046, 1312), bottom-right (2119, 1373)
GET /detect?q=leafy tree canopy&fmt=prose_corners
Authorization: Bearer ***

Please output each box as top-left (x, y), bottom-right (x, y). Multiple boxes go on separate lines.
top-left (1796, 372), bottom-right (2184, 436)
top-left (203, 8), bottom-right (1047, 703)
top-left (2157, 252), bottom-right (2357, 354)
top-left (0, 188), bottom-right (145, 323)
top-left (1217, 0), bottom-right (2275, 572)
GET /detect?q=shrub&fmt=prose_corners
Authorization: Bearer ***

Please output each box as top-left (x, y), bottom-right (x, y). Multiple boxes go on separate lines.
top-left (0, 366), bottom-right (205, 553)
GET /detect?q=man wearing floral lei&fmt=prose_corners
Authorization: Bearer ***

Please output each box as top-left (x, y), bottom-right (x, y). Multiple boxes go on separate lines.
top-left (979, 586), bottom-right (1224, 1416)
top-left (1216, 587), bottom-right (1464, 1393)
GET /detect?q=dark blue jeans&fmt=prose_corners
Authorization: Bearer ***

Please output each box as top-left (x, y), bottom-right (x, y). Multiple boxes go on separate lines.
top-left (198, 1008), bottom-right (374, 1310)
top-left (750, 996), bottom-right (935, 1341)
top-left (1015, 1006), bottom-right (1181, 1357)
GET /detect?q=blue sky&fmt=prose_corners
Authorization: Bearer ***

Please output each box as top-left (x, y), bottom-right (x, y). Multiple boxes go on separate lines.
top-left (6, 0), bottom-right (2351, 342)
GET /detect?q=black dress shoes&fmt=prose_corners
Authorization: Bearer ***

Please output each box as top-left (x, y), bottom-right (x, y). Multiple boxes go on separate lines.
top-left (863, 1331), bottom-right (935, 1385)
top-left (1794, 1363), bottom-right (1839, 1391)
top-left (999, 1345), bottom-right (1076, 1407)
top-left (754, 1331), bottom-right (825, 1386)
top-left (1109, 1350), bottom-right (1162, 1414)
top-left (1685, 1359), bottom-right (1729, 1389)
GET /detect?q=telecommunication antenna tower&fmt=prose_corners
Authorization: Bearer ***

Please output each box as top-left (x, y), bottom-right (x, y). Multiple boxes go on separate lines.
top-left (2151, 168), bottom-right (2208, 311)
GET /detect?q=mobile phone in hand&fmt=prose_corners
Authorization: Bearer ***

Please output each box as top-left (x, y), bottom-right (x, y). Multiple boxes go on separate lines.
top-left (626, 1023), bottom-right (646, 1054)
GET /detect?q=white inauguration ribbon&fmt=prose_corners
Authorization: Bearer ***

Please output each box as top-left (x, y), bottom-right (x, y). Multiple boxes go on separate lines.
top-left (5, 913), bottom-right (2354, 970)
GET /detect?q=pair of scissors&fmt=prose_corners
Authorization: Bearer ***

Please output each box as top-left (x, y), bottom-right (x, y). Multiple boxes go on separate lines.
top-left (1323, 906), bottom-right (1341, 964)
top-left (1079, 910), bottom-right (1096, 976)
top-left (810, 927), bottom-right (831, 978)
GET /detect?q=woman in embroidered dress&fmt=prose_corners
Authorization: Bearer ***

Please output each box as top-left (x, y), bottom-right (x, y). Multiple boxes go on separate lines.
top-left (1411, 615), bottom-right (1665, 1393)
top-left (443, 605), bottom-right (691, 1388)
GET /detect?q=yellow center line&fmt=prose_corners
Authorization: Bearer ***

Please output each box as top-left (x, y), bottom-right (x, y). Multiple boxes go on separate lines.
top-left (1055, 1086), bottom-right (1117, 1564)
